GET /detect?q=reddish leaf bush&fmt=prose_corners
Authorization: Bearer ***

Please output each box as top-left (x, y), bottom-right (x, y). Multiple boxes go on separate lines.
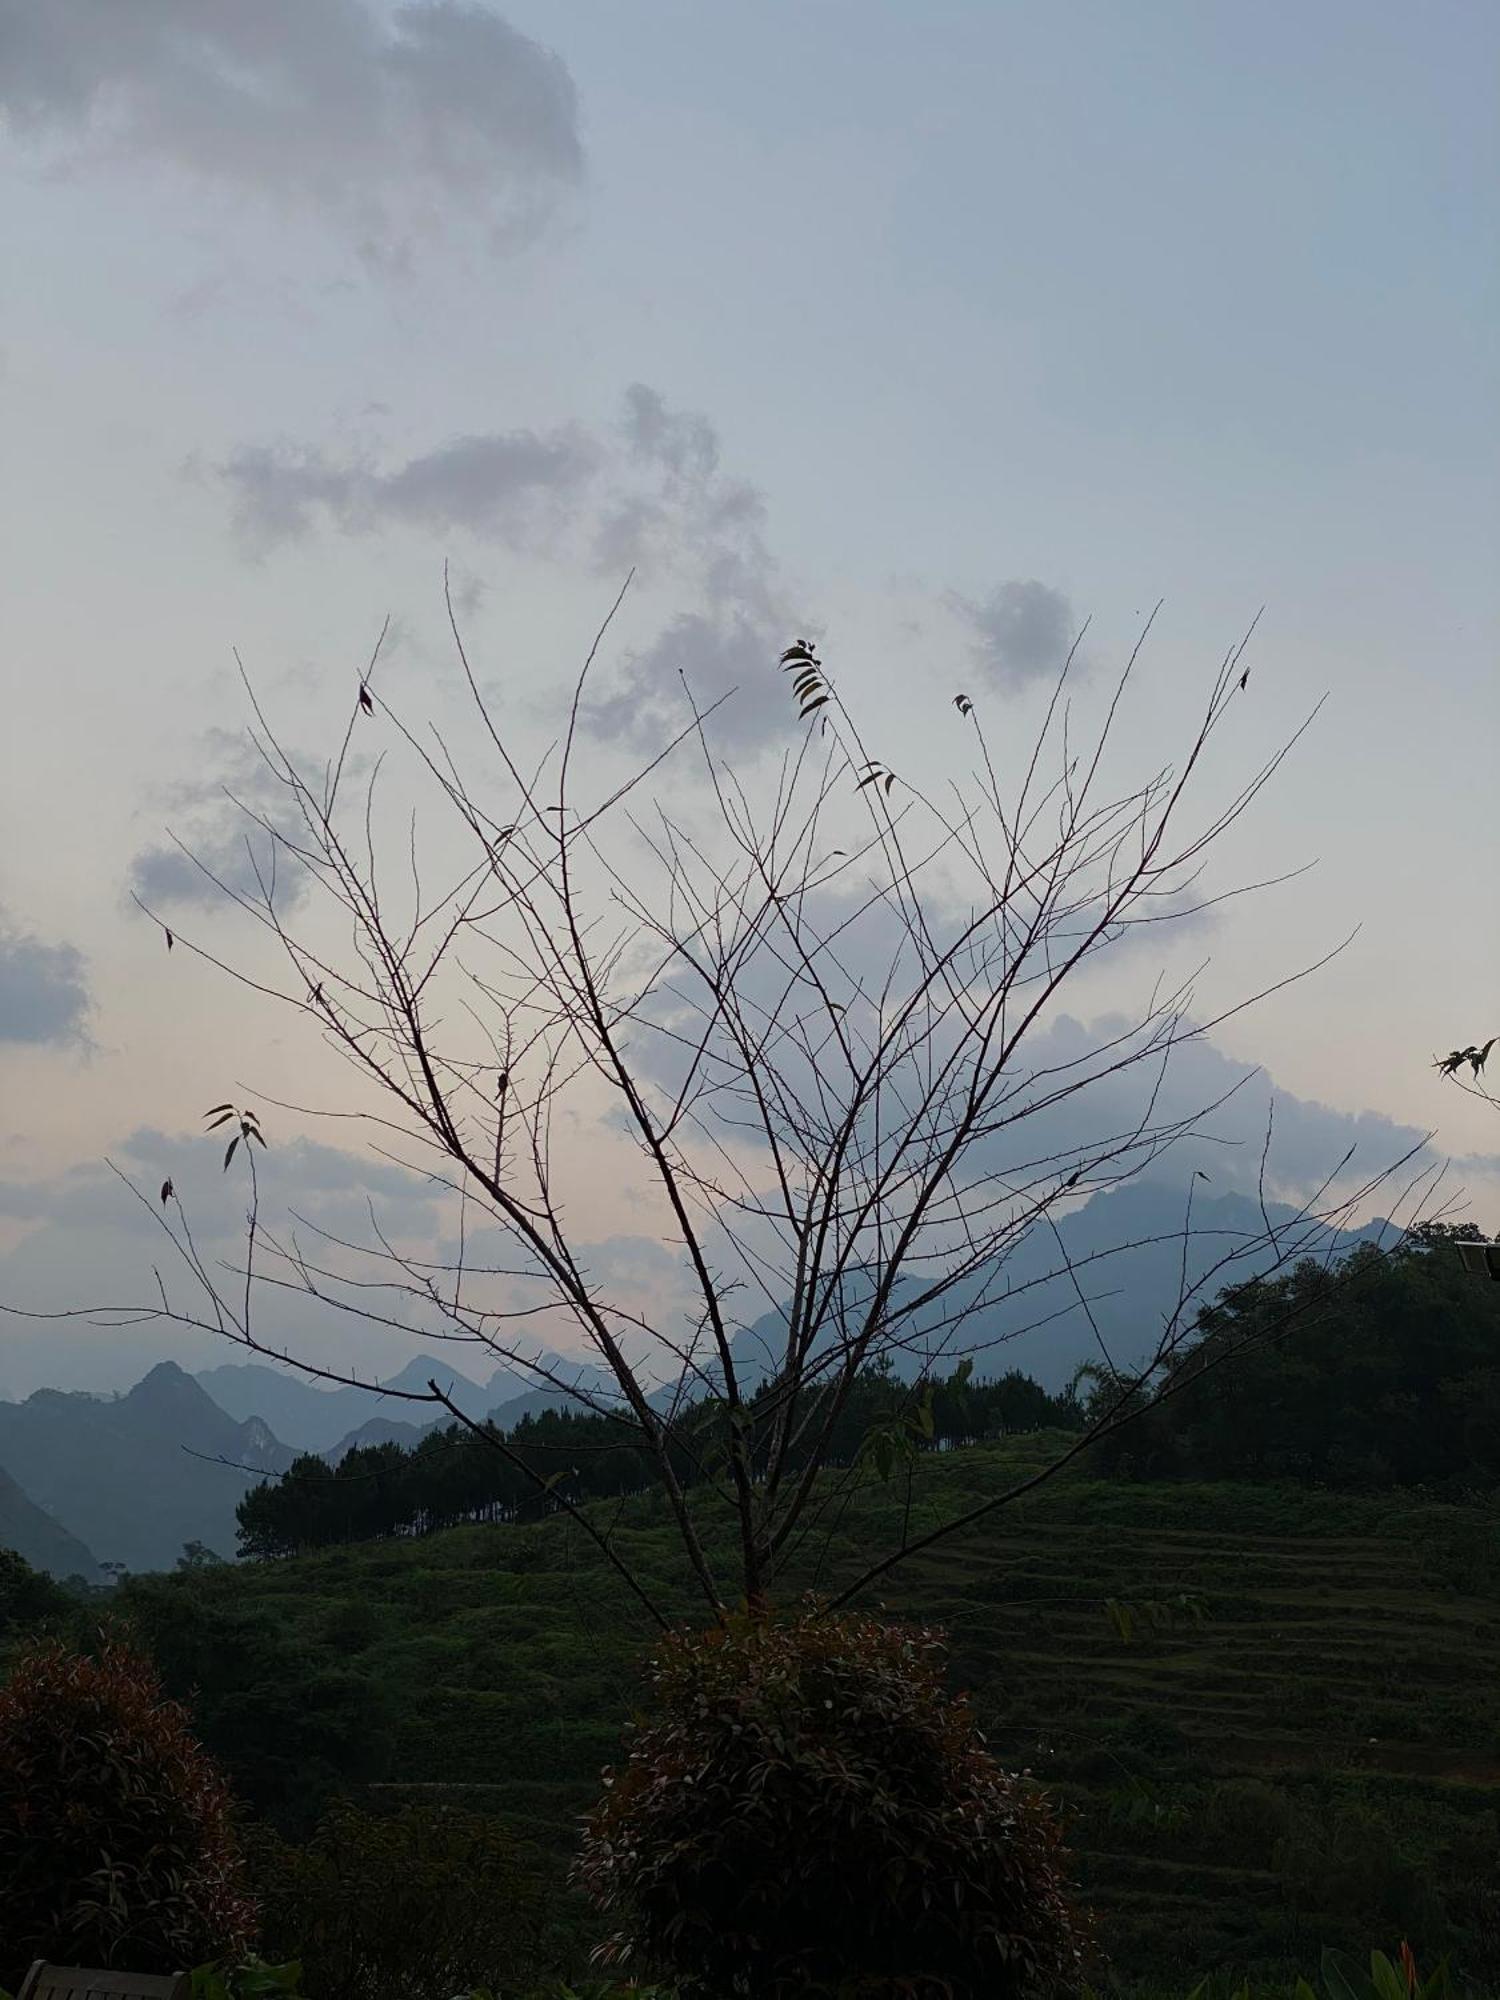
top-left (0, 1636), bottom-right (256, 1986)
top-left (575, 1602), bottom-right (1093, 1999)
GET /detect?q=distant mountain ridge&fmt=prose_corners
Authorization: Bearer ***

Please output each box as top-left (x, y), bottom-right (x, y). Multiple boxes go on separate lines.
top-left (724, 1179), bottom-right (1389, 1394)
top-left (0, 1361), bottom-right (295, 1574)
top-left (0, 1180), bottom-right (1390, 1572)
top-left (198, 1352), bottom-right (534, 1453)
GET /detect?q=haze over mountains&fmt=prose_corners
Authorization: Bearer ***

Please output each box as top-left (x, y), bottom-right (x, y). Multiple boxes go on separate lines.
top-left (0, 1180), bottom-right (1386, 1579)
top-left (196, 1354), bottom-right (525, 1454)
top-left (0, 1362), bottom-right (292, 1575)
top-left (728, 1182), bottom-right (1386, 1393)
top-left (197, 1350), bottom-right (618, 1461)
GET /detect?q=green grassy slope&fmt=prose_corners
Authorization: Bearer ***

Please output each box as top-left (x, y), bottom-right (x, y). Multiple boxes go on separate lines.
top-left (156, 1437), bottom-right (1500, 1988)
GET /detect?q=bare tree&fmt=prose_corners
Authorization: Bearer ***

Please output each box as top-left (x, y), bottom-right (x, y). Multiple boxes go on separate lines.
top-left (18, 580), bottom-right (1442, 1623)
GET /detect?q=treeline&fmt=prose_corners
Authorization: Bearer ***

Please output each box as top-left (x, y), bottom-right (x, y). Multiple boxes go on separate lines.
top-left (1085, 1224), bottom-right (1500, 1492)
top-left (235, 1364), bottom-right (1083, 1559)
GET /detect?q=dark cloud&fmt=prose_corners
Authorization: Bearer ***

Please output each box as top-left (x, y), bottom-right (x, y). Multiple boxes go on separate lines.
top-left (0, 0), bottom-right (582, 264)
top-left (583, 610), bottom-right (788, 755)
top-left (621, 383), bottom-right (720, 483)
top-left (217, 424), bottom-right (601, 554)
top-left (213, 383), bottom-right (804, 754)
top-left (950, 578), bottom-right (1079, 690)
top-left (975, 1012), bottom-right (1472, 1206)
top-left (0, 913), bottom-right (90, 1047)
top-left (126, 724), bottom-right (343, 916)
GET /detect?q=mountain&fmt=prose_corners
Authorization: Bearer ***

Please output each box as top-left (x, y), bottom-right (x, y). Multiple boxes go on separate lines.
top-left (0, 1362), bottom-right (295, 1574)
top-left (318, 1356), bottom-right (625, 1455)
top-left (485, 1356), bottom-right (622, 1432)
top-left (0, 1460), bottom-right (102, 1582)
top-left (324, 1415), bottom-right (436, 1465)
top-left (724, 1179), bottom-right (1387, 1395)
top-left (196, 1353), bottom-right (521, 1452)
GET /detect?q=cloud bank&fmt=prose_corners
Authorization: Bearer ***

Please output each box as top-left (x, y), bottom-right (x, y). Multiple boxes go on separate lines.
top-left (214, 382), bottom-right (805, 754)
top-left (0, 913), bottom-right (90, 1047)
top-left (127, 726), bottom-right (323, 916)
top-left (0, 0), bottom-right (582, 264)
top-left (950, 578), bottom-right (1079, 690)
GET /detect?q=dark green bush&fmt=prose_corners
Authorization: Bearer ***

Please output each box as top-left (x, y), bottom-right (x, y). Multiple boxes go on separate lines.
top-left (0, 1548), bottom-right (70, 1642)
top-left (575, 1601), bottom-right (1093, 1998)
top-left (1274, 1798), bottom-right (1444, 1948)
top-left (0, 1637), bottom-right (256, 1988)
top-left (116, 1572), bottom-right (393, 1833)
top-left (247, 1799), bottom-right (551, 2000)
top-left (1202, 1778), bottom-right (1293, 1863)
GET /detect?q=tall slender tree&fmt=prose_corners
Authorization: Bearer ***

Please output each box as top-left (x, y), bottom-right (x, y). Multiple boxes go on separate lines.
top-left (16, 583), bottom-right (1438, 1623)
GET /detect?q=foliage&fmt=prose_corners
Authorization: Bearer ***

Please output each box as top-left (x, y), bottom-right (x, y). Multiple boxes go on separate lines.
top-left (246, 1800), bottom-right (552, 2000)
top-left (0, 1546), bottom-right (71, 1639)
top-left (1274, 1800), bottom-right (1443, 1941)
top-left (1085, 1229), bottom-right (1500, 1492)
top-left (188, 1960), bottom-right (307, 1999)
top-left (76, 1435), bottom-right (1500, 1987)
top-left (234, 1362), bottom-right (1082, 1560)
top-left (1142, 1942), bottom-right (1459, 1997)
top-left (0, 1637), bottom-right (256, 1989)
top-left (115, 1571), bottom-right (393, 1834)
top-left (575, 1600), bottom-right (1093, 1998)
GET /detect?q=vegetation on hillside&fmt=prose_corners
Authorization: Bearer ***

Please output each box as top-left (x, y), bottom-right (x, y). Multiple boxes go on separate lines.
top-left (234, 1363), bottom-right (1081, 1558)
top-left (1085, 1226), bottom-right (1500, 1493)
top-left (5, 1225), bottom-right (1499, 1991)
top-left (23, 1433), bottom-right (1484, 1991)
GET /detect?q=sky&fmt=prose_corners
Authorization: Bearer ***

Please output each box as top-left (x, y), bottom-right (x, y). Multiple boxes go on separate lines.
top-left (0, 0), bottom-right (1496, 1400)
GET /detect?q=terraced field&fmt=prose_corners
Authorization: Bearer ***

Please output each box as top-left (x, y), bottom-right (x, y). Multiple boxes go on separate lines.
top-left (162, 1438), bottom-right (1500, 1990)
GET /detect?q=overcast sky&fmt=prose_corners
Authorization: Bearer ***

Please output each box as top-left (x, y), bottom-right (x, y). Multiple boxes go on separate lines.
top-left (1, 0), bottom-right (1496, 1398)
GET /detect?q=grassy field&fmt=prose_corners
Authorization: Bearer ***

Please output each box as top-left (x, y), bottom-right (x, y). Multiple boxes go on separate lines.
top-left (162, 1436), bottom-right (1500, 1991)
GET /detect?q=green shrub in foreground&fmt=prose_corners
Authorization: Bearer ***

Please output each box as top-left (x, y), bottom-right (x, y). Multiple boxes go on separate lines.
top-left (0, 1637), bottom-right (255, 1989)
top-left (575, 1600), bottom-right (1092, 1998)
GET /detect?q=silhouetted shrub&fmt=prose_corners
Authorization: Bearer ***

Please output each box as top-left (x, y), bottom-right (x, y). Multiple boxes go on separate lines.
top-left (246, 1800), bottom-right (550, 2000)
top-left (575, 1601), bottom-right (1092, 1998)
top-left (0, 1637), bottom-right (255, 1987)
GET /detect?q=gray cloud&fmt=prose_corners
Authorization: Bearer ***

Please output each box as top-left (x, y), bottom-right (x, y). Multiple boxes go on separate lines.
top-left (977, 1012), bottom-right (1488, 1210)
top-left (0, 1128), bottom-right (695, 1401)
top-left (213, 383), bottom-right (804, 754)
top-left (217, 423), bottom-right (601, 554)
top-left (950, 579), bottom-right (1079, 690)
top-left (0, 913), bottom-right (90, 1047)
top-left (0, 1126), bottom-right (444, 1235)
top-left (583, 610), bottom-right (789, 755)
top-left (127, 725), bottom-right (336, 916)
top-left (621, 382), bottom-right (720, 483)
top-left (585, 389), bottom-right (796, 752)
top-left (0, 0), bottom-right (581, 265)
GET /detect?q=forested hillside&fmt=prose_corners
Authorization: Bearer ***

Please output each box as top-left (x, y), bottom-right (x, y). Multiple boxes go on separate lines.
top-left (96, 1434), bottom-right (1500, 1990)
